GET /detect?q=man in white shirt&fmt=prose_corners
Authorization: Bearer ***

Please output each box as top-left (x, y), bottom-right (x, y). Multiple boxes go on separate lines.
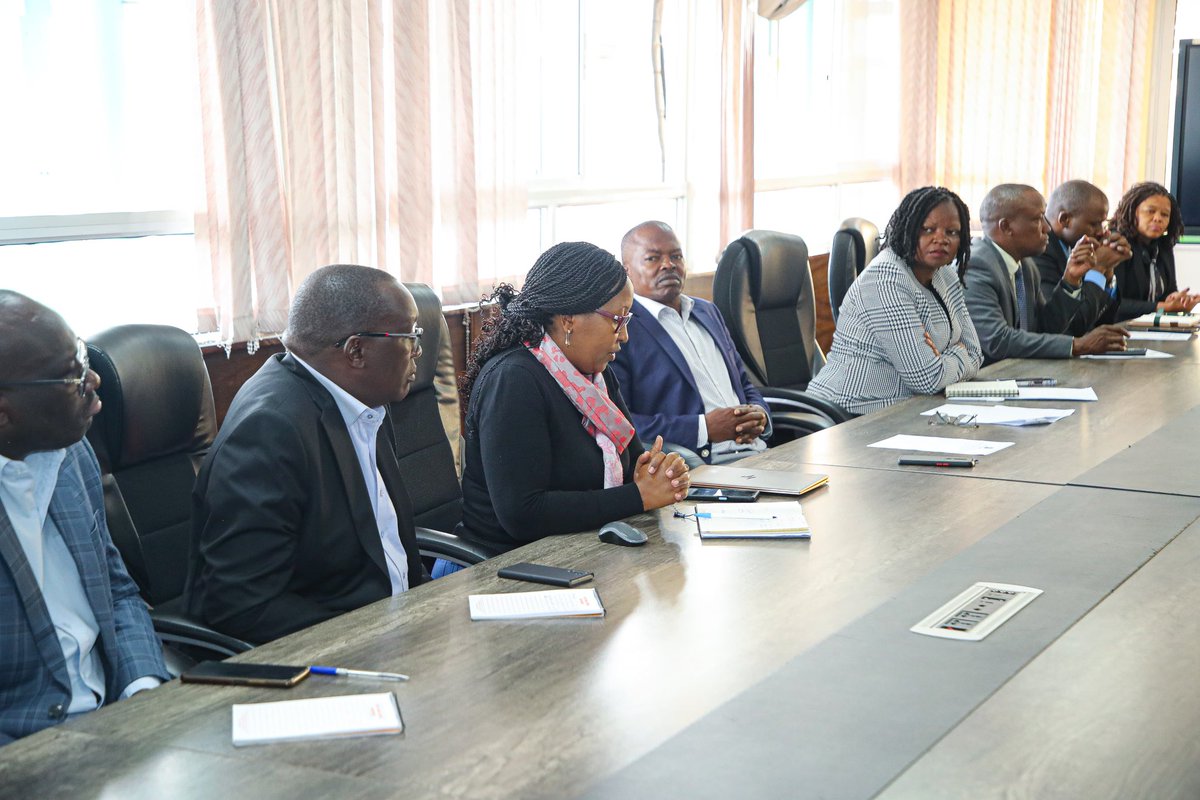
top-left (186, 265), bottom-right (428, 644)
top-left (611, 221), bottom-right (770, 463)
top-left (0, 291), bottom-right (168, 745)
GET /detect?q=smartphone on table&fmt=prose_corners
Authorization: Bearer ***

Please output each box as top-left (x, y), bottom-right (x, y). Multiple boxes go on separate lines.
top-left (180, 661), bottom-right (310, 688)
top-left (685, 487), bottom-right (760, 502)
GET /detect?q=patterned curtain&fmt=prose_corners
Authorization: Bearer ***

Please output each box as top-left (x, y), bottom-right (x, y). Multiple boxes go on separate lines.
top-left (194, 0), bottom-right (478, 347)
top-left (898, 0), bottom-right (1177, 217)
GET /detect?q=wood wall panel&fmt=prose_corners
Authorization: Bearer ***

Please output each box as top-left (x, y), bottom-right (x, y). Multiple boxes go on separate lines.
top-left (203, 253), bottom-right (835, 426)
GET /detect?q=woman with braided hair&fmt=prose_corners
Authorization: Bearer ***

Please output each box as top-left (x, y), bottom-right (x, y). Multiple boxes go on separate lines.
top-left (458, 241), bottom-right (690, 553)
top-left (1109, 182), bottom-right (1200, 321)
top-left (807, 186), bottom-right (983, 415)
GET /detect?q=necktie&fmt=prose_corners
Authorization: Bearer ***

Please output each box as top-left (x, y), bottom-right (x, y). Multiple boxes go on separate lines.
top-left (1014, 267), bottom-right (1030, 331)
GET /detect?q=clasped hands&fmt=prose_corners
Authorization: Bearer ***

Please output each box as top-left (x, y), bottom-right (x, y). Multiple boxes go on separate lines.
top-left (634, 435), bottom-right (691, 510)
top-left (705, 404), bottom-right (767, 445)
top-left (1064, 231), bottom-right (1131, 285)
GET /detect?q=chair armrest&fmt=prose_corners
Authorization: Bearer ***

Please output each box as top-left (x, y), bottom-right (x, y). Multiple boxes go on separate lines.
top-left (759, 388), bottom-right (854, 424)
top-left (415, 526), bottom-right (502, 567)
top-left (151, 611), bottom-right (253, 659)
top-left (770, 411), bottom-right (838, 435)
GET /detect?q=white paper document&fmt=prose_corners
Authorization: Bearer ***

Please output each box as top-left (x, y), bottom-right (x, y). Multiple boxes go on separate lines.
top-left (231, 692), bottom-right (403, 746)
top-left (1014, 386), bottom-right (1098, 401)
top-left (1080, 348), bottom-right (1173, 360)
top-left (1127, 330), bottom-right (1193, 341)
top-left (469, 588), bottom-right (605, 620)
top-left (868, 434), bottom-right (1014, 456)
top-left (694, 500), bottom-right (810, 539)
top-left (922, 403), bottom-right (1075, 427)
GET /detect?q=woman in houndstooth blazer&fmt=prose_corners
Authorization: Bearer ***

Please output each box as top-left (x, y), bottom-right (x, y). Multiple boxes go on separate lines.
top-left (808, 187), bottom-right (983, 415)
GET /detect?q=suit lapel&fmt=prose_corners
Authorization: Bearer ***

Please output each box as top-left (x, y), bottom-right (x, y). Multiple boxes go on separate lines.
top-left (48, 454), bottom-right (121, 695)
top-left (985, 239), bottom-right (1019, 325)
top-left (631, 303), bottom-right (699, 387)
top-left (0, 471), bottom-right (71, 691)
top-left (318, 406), bottom-right (391, 581)
top-left (279, 354), bottom-right (390, 580)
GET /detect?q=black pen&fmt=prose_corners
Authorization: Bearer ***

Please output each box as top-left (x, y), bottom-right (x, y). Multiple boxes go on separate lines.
top-left (898, 456), bottom-right (977, 468)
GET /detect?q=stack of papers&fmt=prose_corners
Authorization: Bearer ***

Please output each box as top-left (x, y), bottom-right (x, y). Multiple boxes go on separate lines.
top-left (868, 435), bottom-right (1013, 456)
top-left (232, 692), bottom-right (403, 746)
top-left (1127, 330), bottom-right (1193, 342)
top-left (1081, 349), bottom-right (1173, 360)
top-left (694, 500), bottom-right (810, 539)
top-left (956, 386), bottom-right (1098, 402)
top-left (921, 403), bottom-right (1075, 427)
top-left (469, 588), bottom-right (605, 620)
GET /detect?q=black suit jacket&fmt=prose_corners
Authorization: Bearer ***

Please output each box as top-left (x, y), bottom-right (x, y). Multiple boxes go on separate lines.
top-left (1113, 240), bottom-right (1178, 321)
top-left (1032, 229), bottom-right (1117, 332)
top-left (185, 354), bottom-right (427, 644)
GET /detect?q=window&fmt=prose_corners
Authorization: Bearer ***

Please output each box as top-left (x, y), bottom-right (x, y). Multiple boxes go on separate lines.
top-left (752, 0), bottom-right (900, 252)
top-left (513, 0), bottom-right (691, 272)
top-left (0, 0), bottom-right (201, 334)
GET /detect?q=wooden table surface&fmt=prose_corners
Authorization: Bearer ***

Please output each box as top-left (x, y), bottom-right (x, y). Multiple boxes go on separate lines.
top-left (2, 334), bottom-right (1197, 799)
top-left (770, 335), bottom-right (1200, 488)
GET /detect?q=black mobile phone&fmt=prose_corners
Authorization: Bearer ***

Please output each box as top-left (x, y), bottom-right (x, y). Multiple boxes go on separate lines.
top-left (181, 661), bottom-right (310, 688)
top-left (1091, 348), bottom-right (1147, 357)
top-left (497, 562), bottom-right (594, 587)
top-left (685, 487), bottom-right (760, 502)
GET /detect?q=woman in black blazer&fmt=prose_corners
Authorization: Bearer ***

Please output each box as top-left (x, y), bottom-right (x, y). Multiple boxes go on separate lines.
top-left (458, 242), bottom-right (690, 554)
top-left (1111, 182), bottom-right (1200, 320)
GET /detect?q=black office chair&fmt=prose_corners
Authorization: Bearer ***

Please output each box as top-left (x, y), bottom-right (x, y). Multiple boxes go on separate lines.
top-left (85, 325), bottom-right (252, 670)
top-left (391, 283), bottom-right (501, 571)
top-left (713, 230), bottom-right (853, 438)
top-left (828, 217), bottom-right (879, 322)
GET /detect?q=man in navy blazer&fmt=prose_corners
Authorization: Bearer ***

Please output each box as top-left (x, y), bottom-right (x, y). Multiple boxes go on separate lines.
top-left (611, 221), bottom-right (770, 463)
top-left (0, 291), bottom-right (169, 745)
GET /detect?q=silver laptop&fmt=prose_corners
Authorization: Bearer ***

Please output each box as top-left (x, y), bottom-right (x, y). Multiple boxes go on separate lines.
top-left (689, 465), bottom-right (829, 496)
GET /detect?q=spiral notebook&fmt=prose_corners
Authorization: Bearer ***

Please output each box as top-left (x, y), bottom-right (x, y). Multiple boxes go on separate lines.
top-left (945, 380), bottom-right (1019, 399)
top-left (694, 501), bottom-right (810, 539)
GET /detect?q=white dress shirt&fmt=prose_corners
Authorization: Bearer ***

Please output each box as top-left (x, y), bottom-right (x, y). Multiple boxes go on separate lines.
top-left (634, 294), bottom-right (766, 460)
top-left (0, 450), bottom-right (159, 713)
top-left (291, 354), bottom-right (409, 594)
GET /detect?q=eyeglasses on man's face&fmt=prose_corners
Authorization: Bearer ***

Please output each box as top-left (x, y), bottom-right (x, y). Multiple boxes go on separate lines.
top-left (333, 328), bottom-right (424, 350)
top-left (0, 338), bottom-right (91, 398)
top-left (592, 309), bottom-right (633, 332)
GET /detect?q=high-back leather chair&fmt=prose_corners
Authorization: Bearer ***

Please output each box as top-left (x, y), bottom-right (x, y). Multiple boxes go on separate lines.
top-left (391, 284), bottom-right (499, 569)
top-left (713, 230), bottom-right (852, 436)
top-left (828, 217), bottom-right (879, 322)
top-left (86, 324), bottom-right (250, 662)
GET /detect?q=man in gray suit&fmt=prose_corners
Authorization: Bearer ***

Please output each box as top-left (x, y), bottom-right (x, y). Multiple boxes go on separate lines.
top-left (0, 291), bottom-right (169, 744)
top-left (964, 184), bottom-right (1128, 364)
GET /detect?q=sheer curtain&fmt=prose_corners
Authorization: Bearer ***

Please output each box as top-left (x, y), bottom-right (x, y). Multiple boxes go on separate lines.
top-left (720, 0), bottom-right (756, 248)
top-left (195, 0), bottom-right (481, 347)
top-left (898, 0), bottom-right (1176, 216)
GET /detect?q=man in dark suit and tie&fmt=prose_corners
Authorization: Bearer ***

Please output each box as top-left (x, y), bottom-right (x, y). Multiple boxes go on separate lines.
top-left (186, 264), bottom-right (429, 644)
top-left (963, 184), bottom-right (1128, 364)
top-left (0, 291), bottom-right (169, 745)
top-left (1033, 179), bottom-right (1132, 333)
top-left (611, 221), bottom-right (770, 463)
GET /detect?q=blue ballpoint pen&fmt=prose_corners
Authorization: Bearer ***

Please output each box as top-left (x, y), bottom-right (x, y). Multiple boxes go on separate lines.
top-left (310, 666), bottom-right (409, 681)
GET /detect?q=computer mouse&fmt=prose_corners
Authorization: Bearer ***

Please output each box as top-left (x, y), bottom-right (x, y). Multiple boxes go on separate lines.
top-left (598, 521), bottom-right (648, 547)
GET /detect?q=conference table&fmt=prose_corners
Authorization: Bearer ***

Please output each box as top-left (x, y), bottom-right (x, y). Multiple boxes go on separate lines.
top-left (3, 336), bottom-right (1199, 799)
